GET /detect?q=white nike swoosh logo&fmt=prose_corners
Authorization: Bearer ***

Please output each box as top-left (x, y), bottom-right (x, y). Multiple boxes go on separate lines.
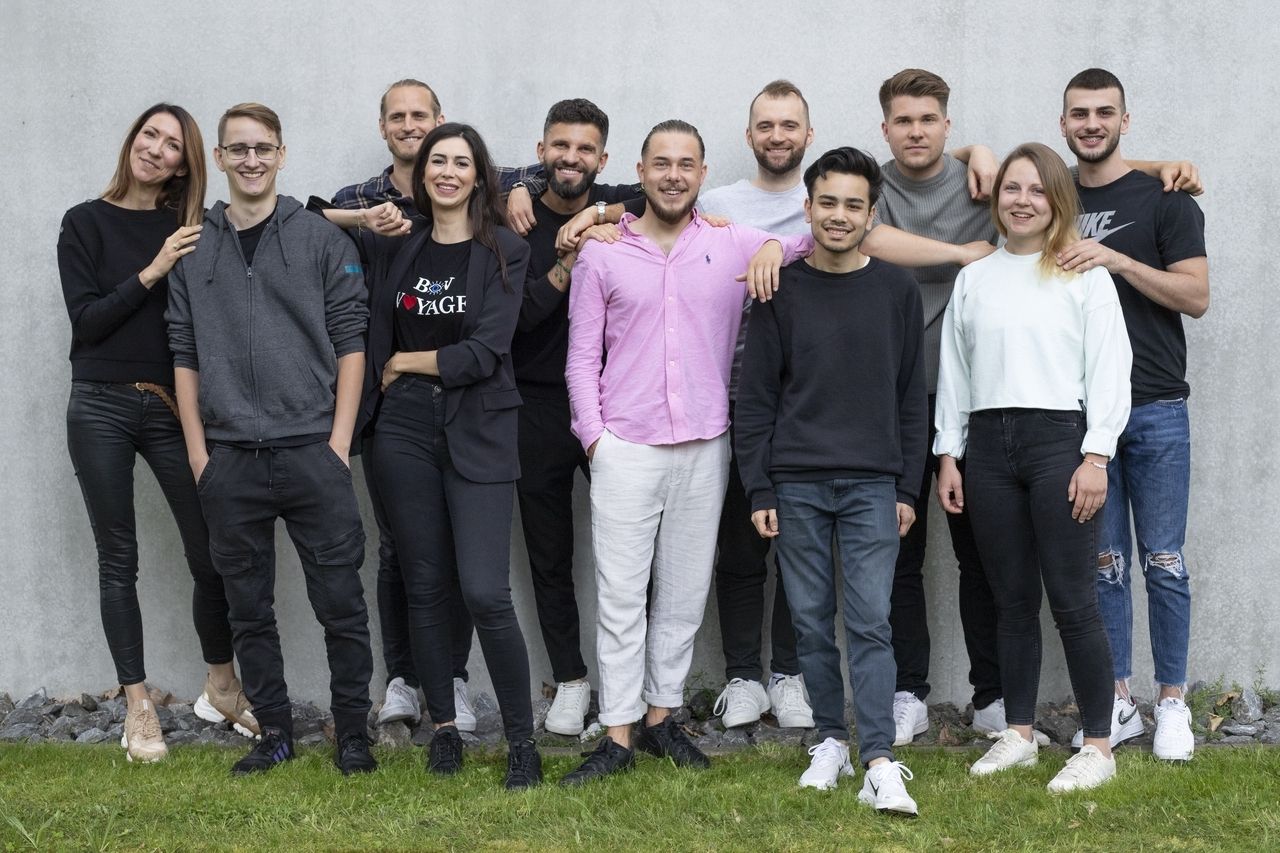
top-left (1092, 221), bottom-right (1134, 243)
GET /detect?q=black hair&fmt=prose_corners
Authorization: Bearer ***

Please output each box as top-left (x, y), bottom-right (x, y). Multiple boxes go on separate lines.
top-left (802, 146), bottom-right (883, 207)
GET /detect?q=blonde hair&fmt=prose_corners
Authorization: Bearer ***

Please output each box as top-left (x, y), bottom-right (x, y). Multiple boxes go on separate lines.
top-left (102, 104), bottom-right (206, 227)
top-left (991, 142), bottom-right (1081, 279)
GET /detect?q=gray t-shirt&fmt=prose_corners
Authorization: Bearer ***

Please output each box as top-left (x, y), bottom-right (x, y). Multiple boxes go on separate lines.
top-left (699, 179), bottom-right (809, 400)
top-left (875, 155), bottom-right (996, 393)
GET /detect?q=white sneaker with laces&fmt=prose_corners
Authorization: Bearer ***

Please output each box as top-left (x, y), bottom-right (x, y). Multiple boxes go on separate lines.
top-left (970, 729), bottom-right (1038, 776)
top-left (377, 676), bottom-right (422, 726)
top-left (1070, 693), bottom-right (1144, 748)
top-left (972, 698), bottom-right (1006, 734)
top-left (892, 691), bottom-right (928, 746)
top-left (453, 677), bottom-right (477, 732)
top-left (768, 674), bottom-right (815, 728)
top-left (1047, 744), bottom-right (1116, 793)
top-left (545, 680), bottom-right (592, 736)
top-left (1152, 696), bottom-right (1195, 761)
top-left (858, 760), bottom-right (918, 816)
top-left (798, 737), bottom-right (854, 790)
top-left (713, 678), bottom-right (770, 728)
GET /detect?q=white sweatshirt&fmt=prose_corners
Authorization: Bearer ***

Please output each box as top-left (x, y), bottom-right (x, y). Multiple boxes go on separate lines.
top-left (934, 248), bottom-right (1132, 459)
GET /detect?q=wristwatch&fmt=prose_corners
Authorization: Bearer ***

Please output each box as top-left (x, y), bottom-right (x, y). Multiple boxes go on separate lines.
top-left (596, 200), bottom-right (607, 225)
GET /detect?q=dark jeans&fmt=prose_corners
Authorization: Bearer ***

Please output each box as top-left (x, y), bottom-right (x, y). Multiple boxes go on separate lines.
top-left (964, 409), bottom-right (1114, 738)
top-left (66, 381), bottom-right (233, 686)
top-left (891, 395), bottom-right (1001, 707)
top-left (715, 415), bottom-right (800, 682)
top-left (361, 437), bottom-right (472, 689)
top-left (197, 441), bottom-right (373, 738)
top-left (516, 390), bottom-right (589, 684)
top-left (775, 477), bottom-right (898, 765)
top-left (372, 376), bottom-right (533, 742)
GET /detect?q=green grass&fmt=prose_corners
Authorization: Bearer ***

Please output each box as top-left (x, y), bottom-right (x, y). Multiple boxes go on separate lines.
top-left (1, 742), bottom-right (1277, 851)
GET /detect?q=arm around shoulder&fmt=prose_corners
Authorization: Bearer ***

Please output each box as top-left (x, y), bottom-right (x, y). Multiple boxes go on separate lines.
top-left (435, 232), bottom-right (530, 388)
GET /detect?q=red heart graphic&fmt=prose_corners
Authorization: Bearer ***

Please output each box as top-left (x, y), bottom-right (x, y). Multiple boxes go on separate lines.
top-left (401, 295), bottom-right (416, 310)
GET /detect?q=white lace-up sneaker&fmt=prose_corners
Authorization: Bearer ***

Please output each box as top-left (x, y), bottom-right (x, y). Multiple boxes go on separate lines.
top-left (972, 698), bottom-right (1006, 735)
top-left (377, 677), bottom-right (422, 726)
top-left (1047, 744), bottom-right (1116, 793)
top-left (1071, 694), bottom-right (1145, 748)
top-left (858, 760), bottom-right (918, 816)
top-left (798, 737), bottom-right (854, 790)
top-left (453, 677), bottom-right (477, 732)
top-left (892, 691), bottom-right (929, 746)
top-left (545, 680), bottom-right (592, 736)
top-left (970, 729), bottom-right (1039, 776)
top-left (1152, 696), bottom-right (1195, 761)
top-left (713, 678), bottom-right (771, 728)
top-left (768, 674), bottom-right (815, 728)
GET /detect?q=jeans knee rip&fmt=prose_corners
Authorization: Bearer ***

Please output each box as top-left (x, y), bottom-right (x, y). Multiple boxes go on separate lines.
top-left (1097, 550), bottom-right (1125, 584)
top-left (1145, 552), bottom-right (1186, 579)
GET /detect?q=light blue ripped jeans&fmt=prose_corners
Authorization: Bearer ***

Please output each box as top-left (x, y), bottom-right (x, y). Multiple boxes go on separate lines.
top-left (1096, 398), bottom-right (1192, 687)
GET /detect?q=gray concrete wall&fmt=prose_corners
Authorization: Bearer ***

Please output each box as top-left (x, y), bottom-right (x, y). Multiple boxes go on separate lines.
top-left (3, 0), bottom-right (1277, 710)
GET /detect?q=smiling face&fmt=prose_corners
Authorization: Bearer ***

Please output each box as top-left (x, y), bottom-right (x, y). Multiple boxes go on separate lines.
top-left (129, 111), bottom-right (188, 189)
top-left (804, 171), bottom-right (874, 257)
top-left (380, 85), bottom-right (443, 167)
top-left (538, 122), bottom-right (607, 201)
top-left (747, 93), bottom-right (812, 177)
top-left (422, 135), bottom-right (476, 214)
top-left (882, 94), bottom-right (950, 179)
top-left (1061, 86), bottom-right (1129, 164)
top-left (996, 157), bottom-right (1053, 252)
top-left (637, 131), bottom-right (706, 225)
top-left (214, 116), bottom-right (284, 202)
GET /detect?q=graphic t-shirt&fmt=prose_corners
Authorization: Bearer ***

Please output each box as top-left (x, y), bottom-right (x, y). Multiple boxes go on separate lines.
top-left (1074, 170), bottom-right (1206, 406)
top-left (393, 237), bottom-right (471, 353)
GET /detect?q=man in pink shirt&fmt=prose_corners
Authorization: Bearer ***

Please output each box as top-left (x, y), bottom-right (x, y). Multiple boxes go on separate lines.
top-left (561, 119), bottom-right (811, 785)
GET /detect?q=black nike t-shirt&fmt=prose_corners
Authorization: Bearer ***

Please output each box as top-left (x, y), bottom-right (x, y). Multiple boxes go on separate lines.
top-left (1074, 170), bottom-right (1206, 406)
top-left (393, 237), bottom-right (471, 353)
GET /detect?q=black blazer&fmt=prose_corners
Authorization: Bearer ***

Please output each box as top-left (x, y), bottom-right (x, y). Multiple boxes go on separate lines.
top-left (359, 226), bottom-right (531, 483)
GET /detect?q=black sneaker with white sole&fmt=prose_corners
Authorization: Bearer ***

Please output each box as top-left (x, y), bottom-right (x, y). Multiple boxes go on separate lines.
top-left (427, 725), bottom-right (464, 776)
top-left (231, 726), bottom-right (294, 776)
top-left (560, 736), bottom-right (635, 786)
top-left (638, 717), bottom-right (711, 769)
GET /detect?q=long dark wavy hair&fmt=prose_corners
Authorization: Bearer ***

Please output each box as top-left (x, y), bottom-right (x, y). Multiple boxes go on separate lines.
top-left (102, 103), bottom-right (206, 227)
top-left (411, 122), bottom-right (512, 289)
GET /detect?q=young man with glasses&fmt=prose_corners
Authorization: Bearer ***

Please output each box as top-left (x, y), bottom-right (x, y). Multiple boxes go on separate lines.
top-left (167, 102), bottom-right (376, 777)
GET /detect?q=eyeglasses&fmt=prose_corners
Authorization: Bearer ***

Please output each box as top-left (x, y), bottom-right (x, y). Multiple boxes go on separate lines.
top-left (219, 143), bottom-right (282, 161)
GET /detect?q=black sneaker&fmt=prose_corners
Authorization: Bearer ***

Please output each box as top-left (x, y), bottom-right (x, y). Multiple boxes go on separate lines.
top-left (504, 738), bottom-right (543, 790)
top-left (427, 725), bottom-right (464, 776)
top-left (638, 716), bottom-right (710, 768)
top-left (231, 726), bottom-right (294, 775)
top-left (559, 736), bottom-right (635, 786)
top-left (334, 731), bottom-right (378, 776)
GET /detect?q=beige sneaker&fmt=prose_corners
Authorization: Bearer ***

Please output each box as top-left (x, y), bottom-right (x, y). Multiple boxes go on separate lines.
top-left (194, 675), bottom-right (261, 737)
top-left (121, 699), bottom-right (167, 763)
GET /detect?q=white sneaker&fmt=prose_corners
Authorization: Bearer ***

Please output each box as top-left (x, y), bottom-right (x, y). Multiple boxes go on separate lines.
top-left (768, 674), bottom-right (815, 728)
top-left (970, 729), bottom-right (1038, 776)
top-left (1152, 697), bottom-right (1195, 761)
top-left (858, 760), bottom-right (918, 816)
top-left (974, 700), bottom-right (1050, 747)
top-left (453, 677), bottom-right (477, 732)
top-left (1047, 744), bottom-right (1116, 793)
top-left (545, 680), bottom-right (592, 736)
top-left (798, 737), bottom-right (854, 790)
top-left (1070, 694), bottom-right (1145, 748)
top-left (892, 691), bottom-right (928, 746)
top-left (377, 677), bottom-right (421, 726)
top-left (713, 678), bottom-right (770, 728)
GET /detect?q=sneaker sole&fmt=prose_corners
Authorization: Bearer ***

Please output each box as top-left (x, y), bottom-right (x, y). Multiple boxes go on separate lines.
top-left (195, 693), bottom-right (261, 739)
top-left (970, 755), bottom-right (1038, 776)
top-left (774, 713), bottom-right (816, 729)
top-left (721, 710), bottom-right (766, 729)
top-left (1152, 744), bottom-right (1194, 761)
top-left (857, 791), bottom-right (918, 816)
top-left (892, 719), bottom-right (929, 747)
top-left (455, 717), bottom-right (477, 733)
top-left (376, 708), bottom-right (421, 726)
top-left (544, 718), bottom-right (586, 736)
top-left (120, 734), bottom-right (166, 763)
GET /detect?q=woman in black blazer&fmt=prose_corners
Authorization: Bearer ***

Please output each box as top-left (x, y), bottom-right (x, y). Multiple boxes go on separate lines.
top-left (359, 123), bottom-right (539, 790)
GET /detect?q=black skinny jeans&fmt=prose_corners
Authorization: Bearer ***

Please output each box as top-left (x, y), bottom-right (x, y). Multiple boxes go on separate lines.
top-left (963, 409), bottom-right (1114, 738)
top-left (66, 381), bottom-right (233, 686)
top-left (372, 376), bottom-right (533, 742)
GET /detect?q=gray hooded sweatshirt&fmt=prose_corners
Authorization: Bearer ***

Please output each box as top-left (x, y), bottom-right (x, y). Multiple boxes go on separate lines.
top-left (166, 195), bottom-right (367, 443)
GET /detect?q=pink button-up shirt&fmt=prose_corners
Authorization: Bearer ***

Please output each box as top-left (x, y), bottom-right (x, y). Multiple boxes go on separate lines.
top-left (566, 210), bottom-right (812, 450)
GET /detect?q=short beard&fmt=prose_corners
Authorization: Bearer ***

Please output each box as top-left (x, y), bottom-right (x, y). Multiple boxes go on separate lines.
top-left (1066, 132), bottom-right (1120, 164)
top-left (546, 162), bottom-right (598, 201)
top-left (644, 187), bottom-right (697, 225)
top-left (754, 145), bottom-right (805, 176)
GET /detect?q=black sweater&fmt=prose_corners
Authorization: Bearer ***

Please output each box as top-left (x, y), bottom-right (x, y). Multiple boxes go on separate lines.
top-left (734, 258), bottom-right (928, 512)
top-left (58, 199), bottom-right (180, 384)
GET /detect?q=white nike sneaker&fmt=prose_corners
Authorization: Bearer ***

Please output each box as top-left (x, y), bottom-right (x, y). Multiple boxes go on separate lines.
top-left (1070, 694), bottom-right (1144, 749)
top-left (453, 677), bottom-right (477, 732)
top-left (544, 680), bottom-right (592, 736)
top-left (1152, 697), bottom-right (1195, 761)
top-left (798, 737), bottom-right (855, 790)
top-left (768, 674), bottom-right (815, 729)
top-left (377, 676), bottom-right (422, 725)
top-left (970, 729), bottom-right (1038, 776)
top-left (892, 691), bottom-right (928, 746)
top-left (1047, 745), bottom-right (1116, 793)
top-left (858, 760), bottom-right (918, 816)
top-left (713, 678), bottom-right (771, 728)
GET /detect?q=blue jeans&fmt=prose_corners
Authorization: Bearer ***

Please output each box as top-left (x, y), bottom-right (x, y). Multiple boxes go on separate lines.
top-left (1097, 398), bottom-right (1192, 687)
top-left (775, 477), bottom-right (898, 765)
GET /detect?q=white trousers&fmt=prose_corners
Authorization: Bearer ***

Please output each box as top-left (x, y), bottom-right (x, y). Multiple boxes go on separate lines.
top-left (589, 430), bottom-right (730, 726)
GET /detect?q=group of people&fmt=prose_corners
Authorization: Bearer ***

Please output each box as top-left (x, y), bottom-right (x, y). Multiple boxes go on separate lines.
top-left (58, 65), bottom-right (1208, 812)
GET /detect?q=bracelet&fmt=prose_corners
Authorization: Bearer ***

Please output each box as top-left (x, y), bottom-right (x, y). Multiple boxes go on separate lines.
top-left (1086, 460), bottom-right (1107, 470)
top-left (554, 258), bottom-right (572, 280)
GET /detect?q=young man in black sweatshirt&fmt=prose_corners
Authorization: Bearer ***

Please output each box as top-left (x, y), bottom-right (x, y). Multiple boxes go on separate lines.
top-left (734, 147), bottom-right (926, 814)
